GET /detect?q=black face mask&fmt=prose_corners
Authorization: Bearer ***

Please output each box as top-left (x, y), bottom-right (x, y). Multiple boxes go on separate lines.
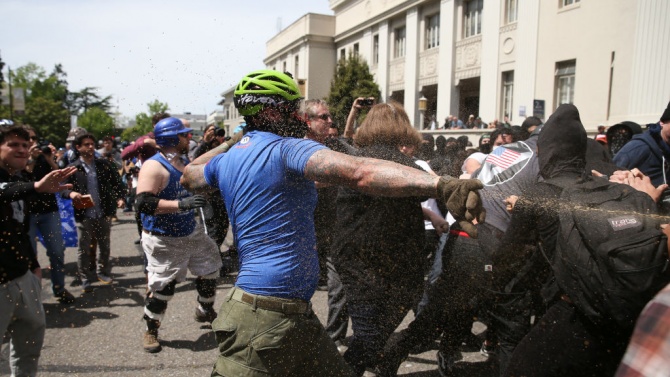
top-left (479, 143), bottom-right (492, 154)
top-left (609, 129), bottom-right (632, 156)
top-left (246, 111), bottom-right (308, 139)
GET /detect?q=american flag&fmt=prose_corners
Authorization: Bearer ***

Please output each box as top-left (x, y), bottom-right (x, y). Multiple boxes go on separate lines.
top-left (486, 147), bottom-right (522, 170)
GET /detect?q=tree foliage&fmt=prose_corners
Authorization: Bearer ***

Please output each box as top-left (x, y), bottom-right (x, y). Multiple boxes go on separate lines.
top-left (0, 62), bottom-right (114, 146)
top-left (121, 100), bottom-right (170, 141)
top-left (326, 54), bottom-right (380, 131)
top-left (78, 107), bottom-right (115, 140)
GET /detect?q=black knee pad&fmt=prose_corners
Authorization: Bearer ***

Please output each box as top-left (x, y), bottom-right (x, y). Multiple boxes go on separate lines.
top-left (145, 281), bottom-right (176, 314)
top-left (156, 280), bottom-right (177, 297)
top-left (196, 277), bottom-right (217, 299)
top-left (145, 295), bottom-right (168, 315)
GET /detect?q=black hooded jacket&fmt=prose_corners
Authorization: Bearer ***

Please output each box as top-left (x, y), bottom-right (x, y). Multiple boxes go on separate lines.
top-left (493, 104), bottom-right (588, 294)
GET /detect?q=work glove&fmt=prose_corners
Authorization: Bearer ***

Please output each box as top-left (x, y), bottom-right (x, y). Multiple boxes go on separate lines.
top-left (437, 176), bottom-right (485, 238)
top-left (179, 195), bottom-right (207, 211)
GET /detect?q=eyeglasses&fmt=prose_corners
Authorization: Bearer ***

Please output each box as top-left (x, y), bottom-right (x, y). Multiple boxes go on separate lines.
top-left (314, 113), bottom-right (332, 121)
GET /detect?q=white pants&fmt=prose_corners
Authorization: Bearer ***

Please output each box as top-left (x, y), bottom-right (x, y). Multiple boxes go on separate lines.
top-left (141, 223), bottom-right (222, 292)
top-left (0, 271), bottom-right (45, 377)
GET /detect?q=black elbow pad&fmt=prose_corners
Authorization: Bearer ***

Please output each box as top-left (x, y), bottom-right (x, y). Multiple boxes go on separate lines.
top-left (135, 192), bottom-right (160, 215)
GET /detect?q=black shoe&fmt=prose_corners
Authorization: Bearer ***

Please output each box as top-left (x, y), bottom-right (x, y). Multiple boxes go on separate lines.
top-left (55, 289), bottom-right (76, 304)
top-left (134, 238), bottom-right (141, 245)
top-left (194, 306), bottom-right (217, 323)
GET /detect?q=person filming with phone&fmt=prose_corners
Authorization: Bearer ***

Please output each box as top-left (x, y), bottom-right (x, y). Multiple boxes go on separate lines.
top-left (343, 97), bottom-right (376, 141)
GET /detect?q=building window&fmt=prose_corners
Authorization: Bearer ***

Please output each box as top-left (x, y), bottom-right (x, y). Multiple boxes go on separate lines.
top-left (353, 43), bottom-right (359, 56)
top-left (555, 60), bottom-right (576, 108)
top-left (373, 35), bottom-right (379, 64)
top-left (282, 61), bottom-right (287, 72)
top-left (561, 0), bottom-right (580, 6)
top-left (463, 0), bottom-right (483, 38)
top-left (339, 48), bottom-right (346, 61)
top-left (294, 56), bottom-right (299, 77)
top-left (501, 71), bottom-right (514, 121)
top-left (505, 0), bottom-right (518, 24)
top-left (394, 26), bottom-right (406, 58)
top-left (425, 14), bottom-right (440, 49)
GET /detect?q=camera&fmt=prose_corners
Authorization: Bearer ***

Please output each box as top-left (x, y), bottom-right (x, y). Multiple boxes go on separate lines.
top-left (359, 98), bottom-right (374, 107)
top-left (215, 128), bottom-right (226, 137)
top-left (38, 139), bottom-right (52, 154)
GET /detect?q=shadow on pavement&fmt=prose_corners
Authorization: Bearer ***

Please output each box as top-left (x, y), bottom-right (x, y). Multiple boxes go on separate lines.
top-left (161, 331), bottom-right (218, 352)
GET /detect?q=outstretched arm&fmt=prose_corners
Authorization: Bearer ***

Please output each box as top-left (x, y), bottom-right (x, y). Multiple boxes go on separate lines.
top-left (303, 149), bottom-right (439, 197)
top-left (304, 149), bottom-right (484, 236)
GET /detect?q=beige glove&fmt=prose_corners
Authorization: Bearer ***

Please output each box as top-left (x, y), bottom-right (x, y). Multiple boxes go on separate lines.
top-left (437, 176), bottom-right (485, 238)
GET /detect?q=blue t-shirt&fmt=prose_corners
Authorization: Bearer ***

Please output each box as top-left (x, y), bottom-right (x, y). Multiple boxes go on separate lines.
top-left (204, 131), bottom-right (327, 301)
top-left (142, 153), bottom-right (195, 237)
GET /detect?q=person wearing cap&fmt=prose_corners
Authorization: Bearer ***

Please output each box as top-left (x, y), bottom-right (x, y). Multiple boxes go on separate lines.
top-left (613, 101), bottom-right (670, 189)
top-left (181, 69), bottom-right (484, 376)
top-left (61, 133), bottom-right (126, 291)
top-left (134, 117), bottom-right (222, 353)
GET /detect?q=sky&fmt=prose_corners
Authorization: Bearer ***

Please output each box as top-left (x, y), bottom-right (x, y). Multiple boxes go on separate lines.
top-left (0, 0), bottom-right (333, 120)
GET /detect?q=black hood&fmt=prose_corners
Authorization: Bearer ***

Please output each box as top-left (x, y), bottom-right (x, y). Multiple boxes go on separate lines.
top-left (537, 104), bottom-right (587, 179)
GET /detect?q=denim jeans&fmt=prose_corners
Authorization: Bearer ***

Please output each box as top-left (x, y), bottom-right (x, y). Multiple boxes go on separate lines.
top-left (344, 293), bottom-right (417, 376)
top-left (29, 211), bottom-right (67, 294)
top-left (416, 232), bottom-right (448, 316)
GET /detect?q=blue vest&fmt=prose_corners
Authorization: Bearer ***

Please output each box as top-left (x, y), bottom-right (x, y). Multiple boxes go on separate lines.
top-left (141, 153), bottom-right (195, 237)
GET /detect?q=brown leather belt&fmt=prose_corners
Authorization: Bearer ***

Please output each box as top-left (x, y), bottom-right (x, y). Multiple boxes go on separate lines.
top-left (230, 288), bottom-right (311, 315)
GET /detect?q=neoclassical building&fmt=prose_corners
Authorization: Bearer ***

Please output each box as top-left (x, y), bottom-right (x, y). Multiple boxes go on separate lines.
top-left (226, 0), bottom-right (669, 134)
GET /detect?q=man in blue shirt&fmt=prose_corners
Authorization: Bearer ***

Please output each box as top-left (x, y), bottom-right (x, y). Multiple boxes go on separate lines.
top-left (182, 70), bottom-right (484, 377)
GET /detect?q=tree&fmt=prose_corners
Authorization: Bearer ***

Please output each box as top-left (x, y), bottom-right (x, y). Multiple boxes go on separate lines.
top-left (2, 62), bottom-right (114, 146)
top-left (121, 100), bottom-right (170, 141)
top-left (326, 54), bottom-right (381, 131)
top-left (67, 87), bottom-right (113, 115)
top-left (78, 107), bottom-right (115, 140)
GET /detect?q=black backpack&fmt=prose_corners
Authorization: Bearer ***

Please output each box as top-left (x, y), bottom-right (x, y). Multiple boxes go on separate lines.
top-left (545, 176), bottom-right (670, 330)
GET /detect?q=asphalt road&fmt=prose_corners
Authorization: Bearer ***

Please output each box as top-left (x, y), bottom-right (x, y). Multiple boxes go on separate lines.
top-left (1, 209), bottom-right (495, 376)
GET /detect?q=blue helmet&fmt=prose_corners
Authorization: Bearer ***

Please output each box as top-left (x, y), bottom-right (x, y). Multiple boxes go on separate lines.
top-left (154, 117), bottom-right (192, 147)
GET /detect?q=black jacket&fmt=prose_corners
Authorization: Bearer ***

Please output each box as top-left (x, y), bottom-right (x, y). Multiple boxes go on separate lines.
top-left (0, 168), bottom-right (40, 284)
top-left (331, 144), bottom-right (426, 301)
top-left (62, 158), bottom-right (126, 222)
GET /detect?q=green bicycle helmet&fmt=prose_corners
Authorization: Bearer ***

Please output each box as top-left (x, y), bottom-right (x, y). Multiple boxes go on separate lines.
top-left (234, 70), bottom-right (302, 116)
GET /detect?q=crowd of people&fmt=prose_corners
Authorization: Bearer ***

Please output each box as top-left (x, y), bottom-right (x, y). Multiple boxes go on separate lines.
top-left (1, 69), bottom-right (669, 377)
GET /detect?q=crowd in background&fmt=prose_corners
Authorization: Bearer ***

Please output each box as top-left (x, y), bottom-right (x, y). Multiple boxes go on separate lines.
top-left (2, 87), bottom-right (670, 377)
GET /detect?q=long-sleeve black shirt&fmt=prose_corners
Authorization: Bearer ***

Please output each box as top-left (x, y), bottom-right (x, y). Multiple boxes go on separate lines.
top-left (0, 168), bottom-right (40, 284)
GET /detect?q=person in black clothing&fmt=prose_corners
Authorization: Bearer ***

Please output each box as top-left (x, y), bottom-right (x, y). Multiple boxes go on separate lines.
top-left (62, 133), bottom-right (126, 291)
top-left (24, 126), bottom-right (75, 304)
top-left (501, 104), bottom-right (629, 377)
top-left (0, 125), bottom-right (76, 376)
top-left (331, 102), bottom-right (427, 376)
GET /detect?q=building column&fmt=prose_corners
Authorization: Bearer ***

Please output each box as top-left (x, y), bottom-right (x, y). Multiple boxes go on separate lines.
top-left (437, 0), bottom-right (457, 125)
top-left (378, 21), bottom-right (390, 103)
top-left (405, 6), bottom-right (420, 128)
top-left (479, 0), bottom-right (502, 122)
top-left (629, 0), bottom-right (670, 121)
top-left (515, 0), bottom-right (540, 121)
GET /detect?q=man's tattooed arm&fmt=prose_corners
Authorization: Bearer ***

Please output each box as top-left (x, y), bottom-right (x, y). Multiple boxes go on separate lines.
top-left (303, 149), bottom-right (440, 198)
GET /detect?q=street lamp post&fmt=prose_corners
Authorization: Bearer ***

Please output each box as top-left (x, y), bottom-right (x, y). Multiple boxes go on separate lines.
top-left (418, 95), bottom-right (427, 130)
